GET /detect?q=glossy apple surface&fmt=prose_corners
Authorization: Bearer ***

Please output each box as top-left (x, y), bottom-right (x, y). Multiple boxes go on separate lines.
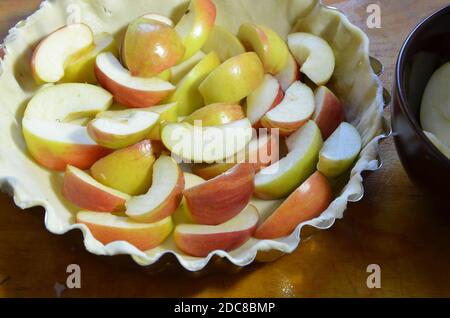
top-left (261, 81), bottom-right (315, 136)
top-left (202, 25), bottom-right (246, 62)
top-left (175, 0), bottom-right (216, 61)
top-left (174, 204), bottom-right (259, 257)
top-left (238, 23), bottom-right (289, 75)
top-left (22, 83), bottom-right (113, 170)
top-left (313, 86), bottom-right (345, 140)
top-left (184, 103), bottom-right (245, 127)
top-left (32, 23), bottom-right (94, 83)
top-left (288, 32), bottom-right (335, 86)
top-left (87, 109), bottom-right (159, 149)
top-left (122, 15), bottom-right (185, 78)
top-left (161, 119), bottom-right (253, 163)
top-left (77, 212), bottom-right (173, 251)
top-left (126, 156), bottom-right (185, 223)
top-left (184, 164), bottom-right (255, 225)
top-left (255, 121), bottom-right (323, 199)
top-left (63, 165), bottom-right (130, 212)
top-left (317, 122), bottom-right (362, 178)
top-left (199, 52), bottom-right (265, 104)
top-left (90, 140), bottom-right (156, 196)
top-left (254, 172), bottom-right (332, 239)
top-left (166, 52), bottom-right (220, 116)
top-left (95, 52), bottom-right (175, 108)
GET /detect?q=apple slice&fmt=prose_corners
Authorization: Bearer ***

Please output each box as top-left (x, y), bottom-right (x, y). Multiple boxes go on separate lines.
top-left (170, 51), bottom-right (206, 84)
top-left (191, 132), bottom-right (280, 180)
top-left (62, 32), bottom-right (118, 84)
top-left (317, 122), bottom-right (362, 178)
top-left (77, 212), bottom-right (173, 251)
top-left (261, 81), bottom-right (315, 136)
top-left (184, 103), bottom-right (245, 127)
top-left (90, 140), bottom-right (156, 196)
top-left (95, 52), bottom-right (175, 108)
top-left (420, 62), bottom-right (450, 150)
top-left (288, 32), bottom-right (335, 86)
top-left (161, 119), bottom-right (253, 163)
top-left (175, 0), bottom-right (217, 61)
top-left (246, 74), bottom-right (284, 127)
top-left (199, 52), bottom-right (265, 104)
top-left (87, 110), bottom-right (159, 149)
top-left (174, 204), bottom-right (259, 257)
top-left (63, 165), bottom-right (130, 212)
top-left (254, 172), bottom-right (332, 239)
top-left (238, 23), bottom-right (289, 75)
top-left (166, 52), bottom-right (220, 116)
top-left (173, 173), bottom-right (206, 224)
top-left (146, 103), bottom-right (179, 140)
top-left (202, 25), bottom-right (246, 62)
top-left (31, 23), bottom-right (94, 83)
top-left (313, 86), bottom-right (345, 140)
top-left (275, 53), bottom-right (300, 92)
top-left (122, 15), bottom-right (185, 78)
top-left (126, 156), bottom-right (185, 223)
top-left (22, 83), bottom-right (113, 170)
top-left (255, 120), bottom-right (323, 199)
top-left (424, 131), bottom-right (450, 159)
top-left (184, 164), bottom-right (255, 225)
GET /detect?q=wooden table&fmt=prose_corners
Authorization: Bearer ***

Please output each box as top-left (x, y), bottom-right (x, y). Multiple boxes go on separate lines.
top-left (1, 0), bottom-right (450, 298)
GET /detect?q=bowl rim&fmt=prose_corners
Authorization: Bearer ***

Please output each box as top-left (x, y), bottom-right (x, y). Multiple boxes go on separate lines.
top-left (395, 4), bottom-right (450, 169)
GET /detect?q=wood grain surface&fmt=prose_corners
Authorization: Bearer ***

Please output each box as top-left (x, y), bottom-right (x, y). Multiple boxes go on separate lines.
top-left (1, 0), bottom-right (450, 298)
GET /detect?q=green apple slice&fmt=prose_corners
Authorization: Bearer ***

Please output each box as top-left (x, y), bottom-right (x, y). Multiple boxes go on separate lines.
top-left (317, 122), bottom-right (362, 178)
top-left (161, 118), bottom-right (253, 163)
top-left (202, 25), bottom-right (246, 62)
top-left (166, 52), bottom-right (220, 116)
top-left (255, 120), bottom-right (323, 199)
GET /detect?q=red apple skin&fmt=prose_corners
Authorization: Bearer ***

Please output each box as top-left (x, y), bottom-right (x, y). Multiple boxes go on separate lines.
top-left (174, 224), bottom-right (257, 257)
top-left (253, 87), bottom-right (284, 129)
top-left (94, 64), bottom-right (173, 108)
top-left (254, 171), bottom-right (333, 239)
top-left (260, 116), bottom-right (309, 137)
top-left (63, 167), bottom-right (128, 212)
top-left (184, 164), bottom-right (255, 225)
top-left (314, 87), bottom-right (345, 140)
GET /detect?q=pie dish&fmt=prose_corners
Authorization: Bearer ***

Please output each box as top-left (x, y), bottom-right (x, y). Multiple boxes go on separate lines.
top-left (0, 0), bottom-right (388, 271)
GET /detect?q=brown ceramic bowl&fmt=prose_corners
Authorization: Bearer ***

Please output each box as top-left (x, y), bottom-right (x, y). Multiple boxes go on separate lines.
top-left (392, 5), bottom-right (450, 199)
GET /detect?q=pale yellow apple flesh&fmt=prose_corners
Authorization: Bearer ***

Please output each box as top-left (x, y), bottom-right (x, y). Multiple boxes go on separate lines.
top-left (22, 83), bottom-right (113, 170)
top-left (246, 74), bottom-right (283, 126)
top-left (288, 32), bottom-right (335, 86)
top-left (95, 52), bottom-right (175, 108)
top-left (317, 122), bottom-right (362, 178)
top-left (172, 173), bottom-right (206, 224)
top-left (255, 120), bottom-right (323, 199)
top-left (63, 165), bottom-right (130, 212)
top-left (420, 62), bottom-right (450, 151)
top-left (166, 52), bottom-right (220, 116)
top-left (202, 25), bottom-right (246, 62)
top-left (126, 156), bottom-right (185, 223)
top-left (275, 53), bottom-right (300, 91)
top-left (145, 103), bottom-right (179, 140)
top-left (424, 131), bottom-right (450, 159)
top-left (170, 51), bottom-right (206, 84)
top-left (90, 140), bottom-right (156, 196)
top-left (161, 119), bottom-right (253, 163)
top-left (87, 109), bottom-right (159, 149)
top-left (32, 23), bottom-right (94, 83)
top-left (77, 212), bottom-right (173, 251)
top-left (174, 204), bottom-right (259, 257)
top-left (261, 81), bottom-right (315, 136)
top-left (61, 32), bottom-right (118, 84)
